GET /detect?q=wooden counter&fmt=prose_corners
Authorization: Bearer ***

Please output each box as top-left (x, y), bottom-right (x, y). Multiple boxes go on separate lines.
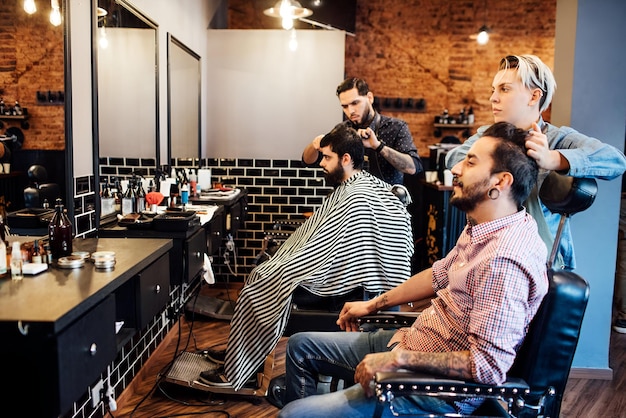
top-left (0, 237), bottom-right (173, 418)
top-left (0, 237), bottom-right (172, 331)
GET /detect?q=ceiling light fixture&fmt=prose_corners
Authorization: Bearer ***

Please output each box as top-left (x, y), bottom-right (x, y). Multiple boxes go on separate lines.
top-left (50, 0), bottom-right (61, 26)
top-left (263, 0), bottom-right (313, 30)
top-left (476, 25), bottom-right (490, 45)
top-left (24, 0), bottom-right (37, 15)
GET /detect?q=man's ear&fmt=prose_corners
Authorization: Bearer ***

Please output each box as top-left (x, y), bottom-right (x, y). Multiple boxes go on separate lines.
top-left (494, 171), bottom-right (514, 190)
top-left (529, 88), bottom-right (543, 107)
top-left (341, 153), bottom-right (353, 168)
top-left (366, 91), bottom-right (374, 104)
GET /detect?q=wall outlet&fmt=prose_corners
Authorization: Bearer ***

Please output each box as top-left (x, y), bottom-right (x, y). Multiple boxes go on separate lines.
top-left (91, 379), bottom-right (104, 408)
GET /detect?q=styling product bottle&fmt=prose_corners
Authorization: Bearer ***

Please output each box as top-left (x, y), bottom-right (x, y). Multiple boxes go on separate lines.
top-left (48, 198), bottom-right (73, 260)
top-left (189, 169), bottom-right (197, 197)
top-left (11, 241), bottom-right (23, 280)
top-left (31, 239), bottom-right (42, 264)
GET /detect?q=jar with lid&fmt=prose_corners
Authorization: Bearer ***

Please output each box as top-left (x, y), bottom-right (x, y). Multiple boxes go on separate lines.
top-left (48, 198), bottom-right (73, 260)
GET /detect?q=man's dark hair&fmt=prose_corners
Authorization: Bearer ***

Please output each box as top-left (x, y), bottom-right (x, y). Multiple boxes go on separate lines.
top-left (483, 121), bottom-right (538, 208)
top-left (336, 77), bottom-right (369, 97)
top-left (319, 125), bottom-right (364, 169)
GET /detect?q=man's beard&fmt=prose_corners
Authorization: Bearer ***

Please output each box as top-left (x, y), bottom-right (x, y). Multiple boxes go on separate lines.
top-left (450, 176), bottom-right (491, 212)
top-left (324, 165), bottom-right (345, 187)
top-left (352, 106), bottom-right (373, 129)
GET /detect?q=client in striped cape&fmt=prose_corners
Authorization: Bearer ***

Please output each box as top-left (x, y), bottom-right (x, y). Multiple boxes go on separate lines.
top-left (209, 125), bottom-right (414, 390)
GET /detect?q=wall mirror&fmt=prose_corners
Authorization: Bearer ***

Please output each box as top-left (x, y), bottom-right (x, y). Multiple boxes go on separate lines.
top-left (167, 34), bottom-right (201, 164)
top-left (95, 0), bottom-right (158, 216)
top-left (0, 1), bottom-right (69, 212)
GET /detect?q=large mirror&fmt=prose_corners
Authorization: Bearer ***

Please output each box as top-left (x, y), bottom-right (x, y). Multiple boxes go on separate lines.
top-left (95, 0), bottom-right (158, 218)
top-left (167, 34), bottom-right (201, 163)
top-left (0, 1), bottom-right (68, 212)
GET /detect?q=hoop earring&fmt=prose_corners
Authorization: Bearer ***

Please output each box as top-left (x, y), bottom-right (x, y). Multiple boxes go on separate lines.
top-left (488, 188), bottom-right (500, 200)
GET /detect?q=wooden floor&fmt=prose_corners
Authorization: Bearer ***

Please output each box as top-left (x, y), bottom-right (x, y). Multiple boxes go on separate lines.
top-left (115, 283), bottom-right (626, 418)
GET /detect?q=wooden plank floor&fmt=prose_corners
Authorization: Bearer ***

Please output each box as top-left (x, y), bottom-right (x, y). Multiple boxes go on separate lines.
top-left (115, 283), bottom-right (626, 418)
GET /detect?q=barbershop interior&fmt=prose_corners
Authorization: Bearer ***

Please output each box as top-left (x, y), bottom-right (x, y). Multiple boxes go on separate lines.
top-left (0, 0), bottom-right (624, 416)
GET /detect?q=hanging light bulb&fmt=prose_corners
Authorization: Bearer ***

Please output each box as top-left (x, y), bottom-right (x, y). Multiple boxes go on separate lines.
top-left (263, 0), bottom-right (313, 30)
top-left (50, 0), bottom-right (61, 26)
top-left (476, 25), bottom-right (490, 45)
top-left (24, 0), bottom-right (37, 14)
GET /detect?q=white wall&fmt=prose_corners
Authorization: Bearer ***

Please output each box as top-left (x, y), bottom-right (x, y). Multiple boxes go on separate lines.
top-left (206, 29), bottom-right (345, 159)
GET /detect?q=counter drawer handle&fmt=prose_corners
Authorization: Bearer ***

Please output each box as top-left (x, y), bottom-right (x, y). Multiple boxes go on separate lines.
top-left (195, 252), bottom-right (202, 258)
top-left (214, 231), bottom-right (221, 236)
top-left (155, 284), bottom-right (161, 294)
top-left (90, 343), bottom-right (97, 356)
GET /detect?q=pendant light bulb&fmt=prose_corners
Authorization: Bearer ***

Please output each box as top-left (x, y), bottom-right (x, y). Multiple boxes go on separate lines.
top-left (24, 0), bottom-right (37, 15)
top-left (50, 0), bottom-right (61, 26)
top-left (476, 25), bottom-right (489, 45)
top-left (282, 17), bottom-right (294, 30)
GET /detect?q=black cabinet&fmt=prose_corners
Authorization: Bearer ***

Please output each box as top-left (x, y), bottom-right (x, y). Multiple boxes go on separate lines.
top-left (99, 224), bottom-right (207, 287)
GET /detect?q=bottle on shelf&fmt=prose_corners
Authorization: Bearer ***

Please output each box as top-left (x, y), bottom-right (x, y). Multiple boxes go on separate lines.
top-left (112, 178), bottom-right (122, 213)
top-left (136, 178), bottom-right (146, 212)
top-left (467, 106), bottom-right (475, 124)
top-left (189, 169), bottom-right (197, 197)
top-left (31, 239), bottom-right (42, 264)
top-left (121, 179), bottom-right (136, 215)
top-left (48, 198), bottom-right (73, 261)
top-left (0, 98), bottom-right (5, 115)
top-left (14, 101), bottom-right (22, 116)
top-left (11, 241), bottom-right (23, 280)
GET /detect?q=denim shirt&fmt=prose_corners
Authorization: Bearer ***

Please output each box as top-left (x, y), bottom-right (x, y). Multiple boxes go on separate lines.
top-left (445, 118), bottom-right (626, 270)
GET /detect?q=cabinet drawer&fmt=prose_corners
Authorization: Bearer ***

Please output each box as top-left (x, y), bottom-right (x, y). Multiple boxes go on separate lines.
top-left (137, 253), bottom-right (170, 329)
top-left (185, 228), bottom-right (206, 283)
top-left (57, 294), bottom-right (116, 414)
top-left (205, 209), bottom-right (224, 255)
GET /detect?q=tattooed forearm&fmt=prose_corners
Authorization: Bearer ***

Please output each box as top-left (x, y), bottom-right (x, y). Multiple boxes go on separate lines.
top-left (397, 350), bottom-right (473, 380)
top-left (374, 294), bottom-right (389, 311)
top-left (380, 147), bottom-right (416, 174)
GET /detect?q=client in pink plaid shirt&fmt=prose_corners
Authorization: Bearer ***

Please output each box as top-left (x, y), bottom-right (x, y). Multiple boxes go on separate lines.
top-left (279, 121), bottom-right (549, 417)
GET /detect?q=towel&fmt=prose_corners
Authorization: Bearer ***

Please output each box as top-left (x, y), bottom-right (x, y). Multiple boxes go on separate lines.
top-left (224, 171), bottom-right (414, 390)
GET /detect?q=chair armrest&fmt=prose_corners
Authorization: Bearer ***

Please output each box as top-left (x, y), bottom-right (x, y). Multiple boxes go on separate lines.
top-left (375, 370), bottom-right (530, 400)
top-left (358, 311), bottom-right (421, 330)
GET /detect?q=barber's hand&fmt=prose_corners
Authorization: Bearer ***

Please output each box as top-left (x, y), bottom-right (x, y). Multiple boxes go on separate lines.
top-left (357, 128), bottom-right (379, 150)
top-left (525, 122), bottom-right (562, 170)
top-left (312, 134), bottom-right (324, 151)
top-left (355, 352), bottom-right (398, 397)
top-left (337, 300), bottom-right (371, 332)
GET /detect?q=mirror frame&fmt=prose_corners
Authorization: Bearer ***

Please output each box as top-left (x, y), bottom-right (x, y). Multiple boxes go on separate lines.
top-left (63, 0), bottom-right (74, 221)
top-left (167, 33), bottom-right (201, 164)
top-left (92, 0), bottom-right (159, 224)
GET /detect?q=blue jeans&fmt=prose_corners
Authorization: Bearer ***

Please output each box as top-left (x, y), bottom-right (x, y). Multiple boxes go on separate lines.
top-left (278, 330), bottom-right (457, 418)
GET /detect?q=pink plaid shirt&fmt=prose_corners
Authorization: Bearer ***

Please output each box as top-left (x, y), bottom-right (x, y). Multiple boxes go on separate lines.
top-left (397, 209), bottom-right (548, 385)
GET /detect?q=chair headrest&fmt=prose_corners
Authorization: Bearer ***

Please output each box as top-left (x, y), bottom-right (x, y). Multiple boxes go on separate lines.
top-left (538, 172), bottom-right (597, 216)
top-left (27, 165), bottom-right (48, 183)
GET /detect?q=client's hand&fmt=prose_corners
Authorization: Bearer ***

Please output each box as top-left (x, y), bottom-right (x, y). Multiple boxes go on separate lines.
top-left (337, 300), bottom-right (371, 332)
top-left (355, 351), bottom-right (398, 397)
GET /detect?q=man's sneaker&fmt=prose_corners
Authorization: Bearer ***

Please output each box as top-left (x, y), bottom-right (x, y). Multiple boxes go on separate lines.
top-left (613, 319), bottom-right (626, 333)
top-left (198, 368), bottom-right (232, 387)
top-left (202, 348), bottom-right (226, 364)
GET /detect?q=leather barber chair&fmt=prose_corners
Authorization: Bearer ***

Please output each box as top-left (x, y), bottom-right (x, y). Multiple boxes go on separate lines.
top-left (366, 173), bottom-right (596, 418)
top-left (24, 165), bottom-right (61, 209)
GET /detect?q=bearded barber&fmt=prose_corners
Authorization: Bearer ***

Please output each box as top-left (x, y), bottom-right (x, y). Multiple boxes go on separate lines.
top-left (302, 77), bottom-right (422, 185)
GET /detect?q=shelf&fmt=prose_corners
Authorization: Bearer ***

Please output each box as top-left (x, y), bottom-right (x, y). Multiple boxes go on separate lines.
top-left (433, 123), bottom-right (473, 129)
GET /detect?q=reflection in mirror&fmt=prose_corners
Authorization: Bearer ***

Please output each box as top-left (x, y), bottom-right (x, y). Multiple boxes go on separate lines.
top-left (96, 0), bottom-right (158, 218)
top-left (0, 1), bottom-right (67, 212)
top-left (168, 34), bottom-right (201, 163)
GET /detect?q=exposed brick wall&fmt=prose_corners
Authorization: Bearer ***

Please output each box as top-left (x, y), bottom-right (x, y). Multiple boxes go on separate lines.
top-left (0, 1), bottom-right (64, 151)
top-left (228, 0), bottom-right (556, 156)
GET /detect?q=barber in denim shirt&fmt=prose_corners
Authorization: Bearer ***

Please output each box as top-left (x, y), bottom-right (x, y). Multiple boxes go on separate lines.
top-left (446, 54), bottom-right (626, 270)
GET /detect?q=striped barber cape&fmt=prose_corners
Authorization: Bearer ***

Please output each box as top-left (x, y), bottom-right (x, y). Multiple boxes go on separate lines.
top-left (224, 171), bottom-right (414, 390)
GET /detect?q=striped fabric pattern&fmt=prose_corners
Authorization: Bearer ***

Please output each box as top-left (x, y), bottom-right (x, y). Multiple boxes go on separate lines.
top-left (224, 171), bottom-right (414, 390)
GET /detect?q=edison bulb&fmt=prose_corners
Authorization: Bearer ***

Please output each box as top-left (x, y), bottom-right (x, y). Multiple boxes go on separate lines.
top-left (24, 0), bottom-right (37, 15)
top-left (282, 17), bottom-right (294, 30)
top-left (476, 30), bottom-right (489, 45)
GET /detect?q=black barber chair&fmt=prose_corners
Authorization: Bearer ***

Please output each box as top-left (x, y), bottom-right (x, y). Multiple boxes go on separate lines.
top-left (366, 173), bottom-right (596, 418)
top-left (24, 165), bottom-right (60, 208)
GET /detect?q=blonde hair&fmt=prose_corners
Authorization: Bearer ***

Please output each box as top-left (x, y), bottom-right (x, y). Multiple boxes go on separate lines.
top-left (499, 55), bottom-right (557, 113)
